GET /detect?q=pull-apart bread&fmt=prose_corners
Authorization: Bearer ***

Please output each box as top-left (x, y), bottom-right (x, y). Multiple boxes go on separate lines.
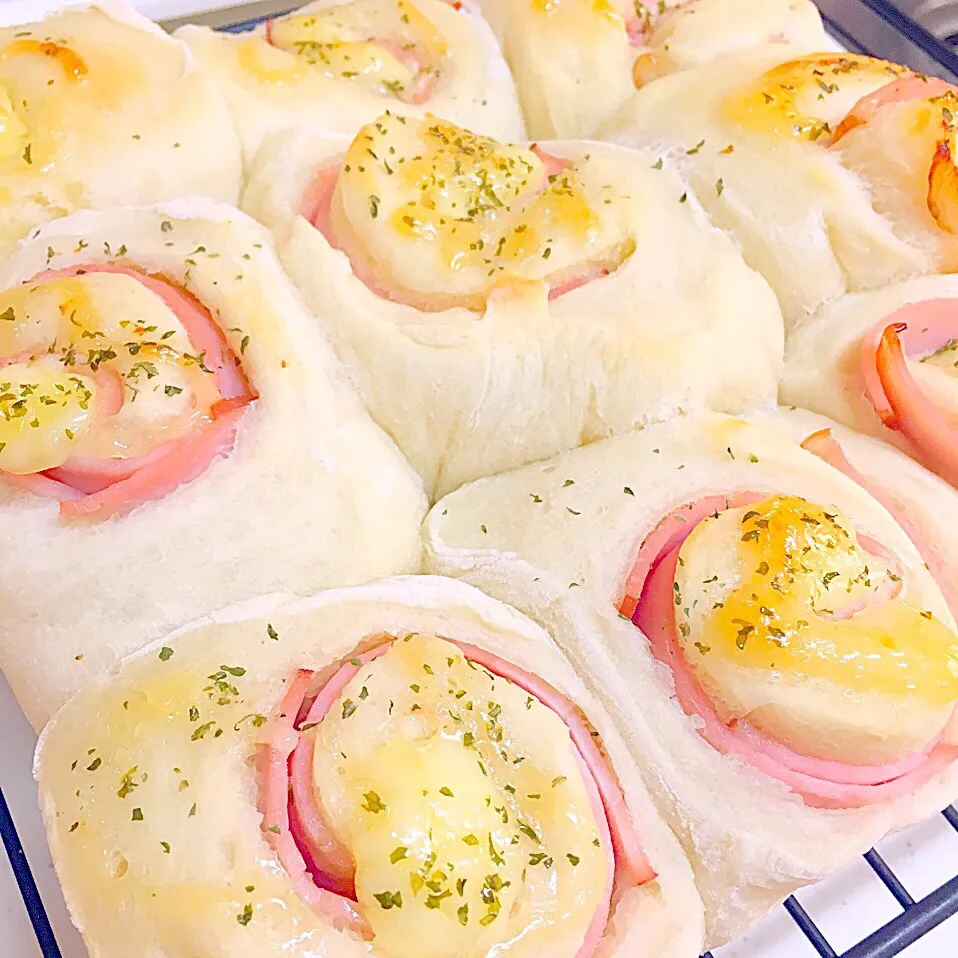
top-left (0, 203), bottom-right (425, 729)
top-left (35, 577), bottom-right (705, 958)
top-left (424, 413), bottom-right (958, 946)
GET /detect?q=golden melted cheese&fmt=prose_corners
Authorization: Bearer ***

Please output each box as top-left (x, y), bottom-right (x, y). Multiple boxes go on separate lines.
top-left (674, 495), bottom-right (958, 761)
top-left (530, 0), bottom-right (629, 30)
top-left (265, 0), bottom-right (447, 101)
top-left (311, 633), bottom-right (607, 957)
top-left (723, 54), bottom-right (906, 141)
top-left (329, 111), bottom-right (633, 310)
top-left (0, 274), bottom-right (220, 473)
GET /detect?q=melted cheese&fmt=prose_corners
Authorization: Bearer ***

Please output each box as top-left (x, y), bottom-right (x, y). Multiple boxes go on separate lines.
top-left (311, 633), bottom-right (607, 958)
top-left (674, 495), bottom-right (958, 761)
top-left (329, 111), bottom-right (634, 310)
top-left (267, 0), bottom-right (447, 102)
top-left (530, 0), bottom-right (630, 31)
top-left (0, 274), bottom-right (219, 472)
top-left (723, 54), bottom-right (906, 141)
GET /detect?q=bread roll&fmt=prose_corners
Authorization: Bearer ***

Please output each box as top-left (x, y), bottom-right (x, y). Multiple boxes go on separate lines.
top-left (423, 412), bottom-right (958, 946)
top-left (35, 576), bottom-right (704, 958)
top-left (601, 47), bottom-right (958, 323)
top-left (177, 0), bottom-right (524, 163)
top-left (478, 0), bottom-right (825, 138)
top-left (0, 0), bottom-right (242, 255)
top-left (781, 274), bottom-right (958, 490)
top-left (0, 201), bottom-right (425, 729)
top-left (244, 112), bottom-right (783, 499)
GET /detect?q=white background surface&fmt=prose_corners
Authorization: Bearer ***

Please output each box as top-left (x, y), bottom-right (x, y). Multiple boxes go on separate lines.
top-left (0, 1), bottom-right (957, 956)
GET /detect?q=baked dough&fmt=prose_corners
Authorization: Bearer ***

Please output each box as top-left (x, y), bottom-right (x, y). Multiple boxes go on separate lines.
top-left (478, 0), bottom-right (825, 138)
top-left (0, 0), bottom-right (242, 256)
top-left (423, 412), bottom-right (958, 946)
top-left (177, 0), bottom-right (524, 163)
top-left (35, 576), bottom-right (704, 958)
top-left (0, 201), bottom-right (425, 730)
top-left (600, 47), bottom-right (942, 323)
top-left (244, 116), bottom-right (784, 500)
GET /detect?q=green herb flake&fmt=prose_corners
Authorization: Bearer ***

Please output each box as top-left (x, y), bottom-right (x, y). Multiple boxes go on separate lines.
top-left (362, 790), bottom-right (386, 814)
top-left (158, 646), bottom-right (174, 661)
top-left (374, 890), bottom-right (402, 910)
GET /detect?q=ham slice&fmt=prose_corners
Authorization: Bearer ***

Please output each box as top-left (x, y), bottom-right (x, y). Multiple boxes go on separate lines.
top-left (860, 300), bottom-right (958, 487)
top-left (621, 496), bottom-right (958, 808)
top-left (0, 265), bottom-right (255, 518)
top-left (261, 637), bottom-right (653, 952)
top-left (260, 669), bottom-right (372, 937)
top-left (801, 427), bottom-right (958, 622)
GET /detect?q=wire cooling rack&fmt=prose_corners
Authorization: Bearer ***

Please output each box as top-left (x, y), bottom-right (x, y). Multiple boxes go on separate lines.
top-left (3, 781), bottom-right (958, 957)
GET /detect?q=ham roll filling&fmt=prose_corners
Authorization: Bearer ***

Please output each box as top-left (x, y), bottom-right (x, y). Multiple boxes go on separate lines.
top-left (801, 427), bottom-right (958, 621)
top-left (298, 111), bottom-right (636, 311)
top-left (265, 0), bottom-right (450, 105)
top-left (860, 300), bottom-right (958, 489)
top-left (261, 632), bottom-right (653, 956)
top-left (726, 54), bottom-right (958, 240)
top-left (0, 265), bottom-right (255, 518)
top-left (620, 494), bottom-right (958, 809)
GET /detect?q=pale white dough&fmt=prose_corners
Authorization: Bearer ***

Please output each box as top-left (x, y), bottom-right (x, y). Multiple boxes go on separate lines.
top-left (244, 126), bottom-right (784, 500)
top-left (0, 203), bottom-right (426, 730)
top-left (0, 0), bottom-right (242, 256)
top-left (600, 46), bottom-right (934, 324)
top-left (423, 412), bottom-right (958, 947)
top-left (177, 0), bottom-right (524, 162)
top-left (35, 576), bottom-right (704, 958)
top-left (479, 0), bottom-right (825, 139)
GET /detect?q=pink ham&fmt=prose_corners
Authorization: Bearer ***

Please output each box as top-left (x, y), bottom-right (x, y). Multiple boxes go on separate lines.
top-left (261, 668), bottom-right (372, 937)
top-left (622, 496), bottom-right (958, 808)
top-left (262, 637), bottom-right (653, 953)
top-left (288, 644), bottom-right (391, 898)
top-left (0, 265), bottom-right (255, 518)
top-left (861, 300), bottom-right (958, 487)
top-left (801, 427), bottom-right (958, 622)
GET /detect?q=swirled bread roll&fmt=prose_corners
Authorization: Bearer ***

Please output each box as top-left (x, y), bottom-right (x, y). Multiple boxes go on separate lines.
top-left (0, 1), bottom-right (242, 256)
top-left (243, 112), bottom-right (783, 499)
top-left (177, 0), bottom-right (523, 163)
top-left (0, 202), bottom-right (425, 729)
top-left (601, 47), bottom-right (958, 323)
top-left (423, 413), bottom-right (958, 946)
top-left (781, 275), bottom-right (958, 490)
top-left (35, 577), bottom-right (704, 958)
top-left (757, 406), bottom-right (958, 625)
top-left (478, 0), bottom-right (824, 139)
